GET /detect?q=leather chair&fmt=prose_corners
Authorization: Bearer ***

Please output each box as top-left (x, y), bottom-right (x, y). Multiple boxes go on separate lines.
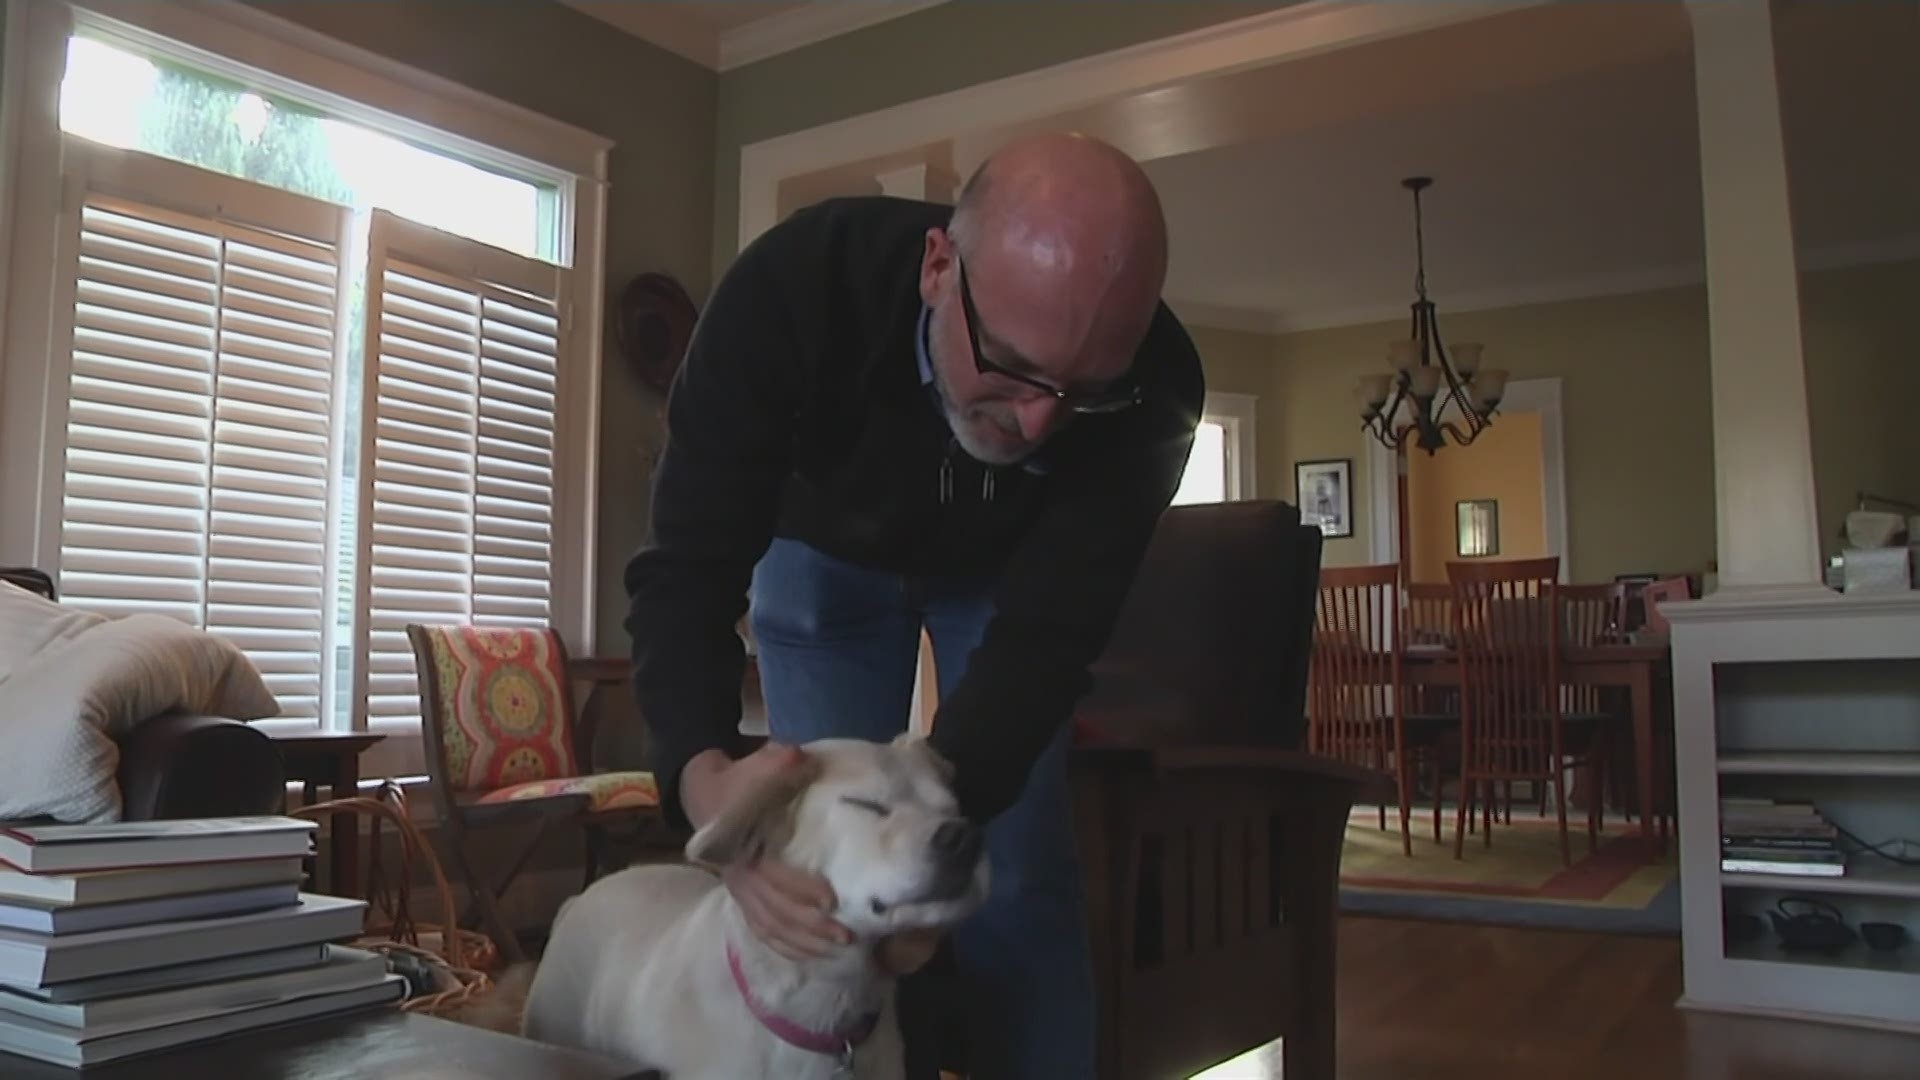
top-left (924, 501), bottom-right (1386, 1080)
top-left (2, 567), bottom-right (285, 822)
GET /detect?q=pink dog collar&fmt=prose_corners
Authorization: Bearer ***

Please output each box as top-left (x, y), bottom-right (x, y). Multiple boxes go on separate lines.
top-left (726, 943), bottom-right (881, 1061)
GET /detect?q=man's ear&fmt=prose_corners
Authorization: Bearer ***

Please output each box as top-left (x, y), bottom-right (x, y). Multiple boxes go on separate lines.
top-left (891, 730), bottom-right (955, 784)
top-left (685, 753), bottom-right (823, 870)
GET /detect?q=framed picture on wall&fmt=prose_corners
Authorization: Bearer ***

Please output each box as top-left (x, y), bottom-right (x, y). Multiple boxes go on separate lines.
top-left (1457, 499), bottom-right (1500, 557)
top-left (1295, 458), bottom-right (1353, 538)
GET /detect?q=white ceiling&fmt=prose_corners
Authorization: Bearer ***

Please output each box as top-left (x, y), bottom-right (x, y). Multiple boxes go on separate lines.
top-left (1143, 1), bottom-right (1920, 332)
top-left (559, 0), bottom-right (949, 70)
top-left (821, 1), bottom-right (1914, 334)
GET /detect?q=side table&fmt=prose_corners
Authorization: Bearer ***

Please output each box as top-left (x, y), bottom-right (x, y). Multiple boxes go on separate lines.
top-left (268, 731), bottom-right (385, 897)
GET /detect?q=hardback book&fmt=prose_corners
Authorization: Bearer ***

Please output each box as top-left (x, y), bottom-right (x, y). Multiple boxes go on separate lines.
top-left (0, 945), bottom-right (388, 1032)
top-left (0, 974), bottom-right (404, 1067)
top-left (0, 817), bottom-right (316, 875)
top-left (0, 893), bottom-right (366, 989)
top-left (1720, 857), bottom-right (1847, 877)
top-left (2, 943), bottom-right (330, 1005)
top-left (0, 855), bottom-right (307, 907)
top-left (0, 881), bottom-right (300, 935)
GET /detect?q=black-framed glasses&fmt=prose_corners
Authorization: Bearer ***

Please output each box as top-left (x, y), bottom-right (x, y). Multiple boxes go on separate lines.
top-left (954, 255), bottom-right (1142, 415)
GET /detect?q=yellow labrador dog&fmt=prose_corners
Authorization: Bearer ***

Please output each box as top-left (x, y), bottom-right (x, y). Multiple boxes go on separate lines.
top-left (520, 734), bottom-right (989, 1079)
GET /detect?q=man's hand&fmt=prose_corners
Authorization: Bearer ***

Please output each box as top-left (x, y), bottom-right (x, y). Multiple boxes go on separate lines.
top-left (681, 743), bottom-right (854, 961)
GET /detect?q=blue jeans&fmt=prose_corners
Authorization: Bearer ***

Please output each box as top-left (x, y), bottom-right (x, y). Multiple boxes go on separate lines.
top-left (749, 536), bottom-right (1097, 1080)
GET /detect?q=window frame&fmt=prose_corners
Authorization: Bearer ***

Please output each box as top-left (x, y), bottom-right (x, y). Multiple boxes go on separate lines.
top-left (1176, 390), bottom-right (1259, 505)
top-left (0, 0), bottom-right (611, 778)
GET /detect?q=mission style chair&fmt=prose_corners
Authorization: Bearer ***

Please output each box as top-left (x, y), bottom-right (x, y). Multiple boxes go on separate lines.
top-left (926, 501), bottom-right (1386, 1080)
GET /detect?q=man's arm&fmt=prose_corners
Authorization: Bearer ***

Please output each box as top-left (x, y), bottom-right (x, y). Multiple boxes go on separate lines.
top-left (928, 315), bottom-right (1204, 824)
top-left (623, 240), bottom-right (802, 833)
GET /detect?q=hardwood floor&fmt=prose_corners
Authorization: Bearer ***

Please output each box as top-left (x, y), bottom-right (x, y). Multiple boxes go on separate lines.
top-left (1193, 915), bottom-right (1920, 1079)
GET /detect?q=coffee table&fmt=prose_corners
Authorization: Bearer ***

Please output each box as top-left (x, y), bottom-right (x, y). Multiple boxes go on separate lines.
top-left (0, 1007), bottom-right (656, 1078)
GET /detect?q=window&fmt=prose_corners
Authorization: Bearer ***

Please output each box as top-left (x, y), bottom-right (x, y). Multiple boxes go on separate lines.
top-left (1173, 391), bottom-right (1258, 506)
top-left (1, 1), bottom-right (608, 777)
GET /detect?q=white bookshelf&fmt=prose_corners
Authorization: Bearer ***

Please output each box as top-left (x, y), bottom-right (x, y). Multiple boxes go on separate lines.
top-left (1668, 589), bottom-right (1920, 1034)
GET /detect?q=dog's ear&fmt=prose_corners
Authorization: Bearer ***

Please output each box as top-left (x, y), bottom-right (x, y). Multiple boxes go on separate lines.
top-left (891, 730), bottom-right (955, 784)
top-left (685, 753), bottom-right (823, 870)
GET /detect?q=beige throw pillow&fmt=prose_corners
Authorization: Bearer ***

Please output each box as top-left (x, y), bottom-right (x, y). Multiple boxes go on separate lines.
top-left (0, 582), bottom-right (281, 822)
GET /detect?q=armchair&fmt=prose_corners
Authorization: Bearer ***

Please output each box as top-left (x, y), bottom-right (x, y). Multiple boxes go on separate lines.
top-left (925, 502), bottom-right (1386, 1079)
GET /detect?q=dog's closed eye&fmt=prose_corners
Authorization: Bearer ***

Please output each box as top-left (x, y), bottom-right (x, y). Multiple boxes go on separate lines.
top-left (840, 796), bottom-right (889, 816)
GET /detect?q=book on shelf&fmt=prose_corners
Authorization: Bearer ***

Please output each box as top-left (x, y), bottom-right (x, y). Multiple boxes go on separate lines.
top-left (0, 816), bottom-right (409, 1069)
top-left (0, 817), bottom-right (316, 875)
top-left (0, 973), bottom-right (404, 1067)
top-left (0, 891), bottom-right (368, 989)
top-left (1719, 797), bottom-right (1848, 877)
top-left (0, 854), bottom-right (308, 907)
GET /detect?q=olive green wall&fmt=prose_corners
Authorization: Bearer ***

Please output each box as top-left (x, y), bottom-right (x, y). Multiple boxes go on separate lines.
top-left (1185, 324), bottom-right (1289, 500)
top-left (1227, 257), bottom-right (1919, 584)
top-left (253, 1), bottom-right (718, 652)
top-left (1800, 258), bottom-right (1920, 560)
top-left (712, 1), bottom-right (1283, 271)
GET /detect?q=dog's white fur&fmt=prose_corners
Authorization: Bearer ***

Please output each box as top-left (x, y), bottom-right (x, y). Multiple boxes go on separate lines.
top-left (519, 734), bottom-right (989, 1079)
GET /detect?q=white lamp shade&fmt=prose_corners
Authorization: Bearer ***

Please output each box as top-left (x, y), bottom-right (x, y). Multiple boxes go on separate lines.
top-left (1408, 366), bottom-right (1442, 399)
top-left (1450, 342), bottom-right (1483, 377)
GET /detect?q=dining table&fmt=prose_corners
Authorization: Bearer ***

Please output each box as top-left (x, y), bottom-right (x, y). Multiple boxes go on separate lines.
top-left (1399, 638), bottom-right (1674, 848)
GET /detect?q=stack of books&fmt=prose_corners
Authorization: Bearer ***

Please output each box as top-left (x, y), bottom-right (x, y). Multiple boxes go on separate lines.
top-left (0, 816), bottom-right (405, 1068)
top-left (1720, 796), bottom-right (1846, 877)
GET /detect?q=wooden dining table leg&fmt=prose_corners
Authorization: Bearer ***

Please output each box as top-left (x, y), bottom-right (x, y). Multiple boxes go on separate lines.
top-left (1630, 663), bottom-right (1656, 850)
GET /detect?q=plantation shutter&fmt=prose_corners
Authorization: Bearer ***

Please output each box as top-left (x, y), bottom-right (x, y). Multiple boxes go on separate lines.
top-left (53, 145), bottom-right (350, 728)
top-left (356, 210), bottom-right (567, 734)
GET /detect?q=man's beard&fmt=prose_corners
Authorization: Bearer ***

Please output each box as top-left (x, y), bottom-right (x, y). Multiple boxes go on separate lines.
top-left (930, 366), bottom-right (1032, 467)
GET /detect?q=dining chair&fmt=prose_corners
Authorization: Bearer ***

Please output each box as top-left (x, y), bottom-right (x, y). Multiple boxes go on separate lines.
top-left (1445, 558), bottom-right (1609, 865)
top-left (405, 623), bottom-right (663, 961)
top-left (1397, 583), bottom-right (1465, 839)
top-left (1309, 564), bottom-right (1417, 854)
top-left (1560, 583), bottom-right (1632, 823)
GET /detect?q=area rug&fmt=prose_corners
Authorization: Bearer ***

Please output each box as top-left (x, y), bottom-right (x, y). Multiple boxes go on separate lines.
top-left (1336, 807), bottom-right (1680, 935)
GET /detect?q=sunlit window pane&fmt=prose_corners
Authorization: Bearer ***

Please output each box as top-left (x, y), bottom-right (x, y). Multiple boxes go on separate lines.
top-left (1174, 420), bottom-right (1228, 505)
top-left (58, 33), bottom-right (557, 262)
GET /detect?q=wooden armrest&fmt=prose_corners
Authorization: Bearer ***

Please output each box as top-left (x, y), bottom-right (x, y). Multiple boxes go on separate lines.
top-left (1072, 743), bottom-right (1392, 800)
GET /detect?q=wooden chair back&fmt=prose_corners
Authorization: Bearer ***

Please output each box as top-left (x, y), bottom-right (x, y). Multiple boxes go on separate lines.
top-left (1403, 582), bottom-right (1454, 647)
top-left (1446, 557), bottom-right (1563, 782)
top-left (1561, 583), bottom-right (1627, 646)
top-left (1308, 563), bottom-right (1400, 767)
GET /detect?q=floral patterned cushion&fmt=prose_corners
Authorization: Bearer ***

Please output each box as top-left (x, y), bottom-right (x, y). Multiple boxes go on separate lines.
top-left (418, 625), bottom-right (579, 794)
top-left (473, 771), bottom-right (660, 812)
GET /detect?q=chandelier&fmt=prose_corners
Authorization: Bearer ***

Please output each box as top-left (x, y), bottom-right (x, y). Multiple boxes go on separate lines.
top-left (1357, 176), bottom-right (1508, 455)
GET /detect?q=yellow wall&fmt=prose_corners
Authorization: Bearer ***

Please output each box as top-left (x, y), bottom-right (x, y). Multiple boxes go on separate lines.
top-left (1406, 413), bottom-right (1547, 582)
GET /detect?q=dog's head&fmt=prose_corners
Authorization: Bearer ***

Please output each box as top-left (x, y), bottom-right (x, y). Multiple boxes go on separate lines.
top-left (685, 734), bottom-right (990, 938)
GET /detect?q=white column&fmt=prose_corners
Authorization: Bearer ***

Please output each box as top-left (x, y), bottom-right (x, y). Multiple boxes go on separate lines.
top-left (1687, 0), bottom-right (1826, 596)
top-left (875, 161), bottom-right (959, 204)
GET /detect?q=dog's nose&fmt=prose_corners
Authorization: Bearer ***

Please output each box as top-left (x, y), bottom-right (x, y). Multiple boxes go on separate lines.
top-left (931, 819), bottom-right (981, 866)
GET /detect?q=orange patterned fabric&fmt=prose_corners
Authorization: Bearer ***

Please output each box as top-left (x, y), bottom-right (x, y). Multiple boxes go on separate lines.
top-left (421, 625), bottom-right (579, 794)
top-left (474, 771), bottom-right (660, 812)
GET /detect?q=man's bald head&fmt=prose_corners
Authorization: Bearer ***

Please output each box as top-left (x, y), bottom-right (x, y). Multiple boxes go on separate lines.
top-left (919, 133), bottom-right (1170, 464)
top-left (948, 132), bottom-right (1168, 327)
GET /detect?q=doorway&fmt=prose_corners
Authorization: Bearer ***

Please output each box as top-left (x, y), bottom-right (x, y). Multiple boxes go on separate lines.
top-left (1365, 376), bottom-right (1569, 580)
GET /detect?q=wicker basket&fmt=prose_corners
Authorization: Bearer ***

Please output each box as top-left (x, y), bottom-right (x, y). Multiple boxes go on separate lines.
top-left (290, 780), bottom-right (498, 1017)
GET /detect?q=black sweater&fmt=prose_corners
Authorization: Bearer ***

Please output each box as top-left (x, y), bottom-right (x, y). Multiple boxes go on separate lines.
top-left (623, 196), bottom-right (1205, 829)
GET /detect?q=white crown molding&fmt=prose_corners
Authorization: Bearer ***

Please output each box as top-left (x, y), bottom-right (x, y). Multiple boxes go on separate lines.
top-left (556, 1), bottom-right (720, 69)
top-left (738, 0), bottom-right (1552, 250)
top-left (720, 0), bottom-right (953, 71)
top-left (1204, 233), bottom-right (1920, 337)
top-left (561, 0), bottom-right (953, 72)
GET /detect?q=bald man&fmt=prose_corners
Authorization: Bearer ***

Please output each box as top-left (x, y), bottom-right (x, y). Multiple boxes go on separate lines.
top-left (623, 133), bottom-right (1204, 1078)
